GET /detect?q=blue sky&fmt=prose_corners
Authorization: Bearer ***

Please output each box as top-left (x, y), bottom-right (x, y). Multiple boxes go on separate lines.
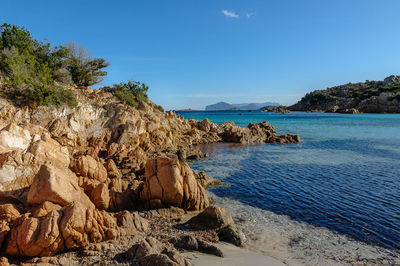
top-left (2, 0), bottom-right (400, 110)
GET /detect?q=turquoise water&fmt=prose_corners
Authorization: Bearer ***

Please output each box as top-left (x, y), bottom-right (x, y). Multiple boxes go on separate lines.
top-left (178, 111), bottom-right (400, 252)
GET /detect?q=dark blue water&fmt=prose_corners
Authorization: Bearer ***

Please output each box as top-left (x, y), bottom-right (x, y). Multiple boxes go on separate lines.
top-left (178, 111), bottom-right (400, 251)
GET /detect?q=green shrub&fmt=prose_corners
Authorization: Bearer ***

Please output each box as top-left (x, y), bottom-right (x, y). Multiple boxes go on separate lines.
top-left (300, 90), bottom-right (334, 105)
top-left (378, 83), bottom-right (400, 93)
top-left (0, 23), bottom-right (77, 107)
top-left (66, 42), bottom-right (109, 87)
top-left (110, 80), bottom-right (149, 107)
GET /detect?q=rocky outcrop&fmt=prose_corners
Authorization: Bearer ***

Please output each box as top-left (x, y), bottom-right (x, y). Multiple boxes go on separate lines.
top-left (126, 236), bottom-right (191, 266)
top-left (172, 235), bottom-right (223, 257)
top-left (261, 105), bottom-right (291, 113)
top-left (140, 156), bottom-right (209, 210)
top-left (187, 206), bottom-right (245, 246)
top-left (187, 206), bottom-right (234, 229)
top-left (70, 155), bottom-right (108, 183)
top-left (290, 75), bottom-right (400, 113)
top-left (4, 201), bottom-right (148, 257)
top-left (0, 134), bottom-right (70, 192)
top-left (195, 171), bottom-right (223, 188)
top-left (221, 121), bottom-right (300, 144)
top-left (27, 164), bottom-right (94, 209)
top-left (0, 85), bottom-right (300, 260)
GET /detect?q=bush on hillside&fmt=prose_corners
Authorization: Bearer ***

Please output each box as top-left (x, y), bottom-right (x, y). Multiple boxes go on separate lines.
top-left (109, 80), bottom-right (149, 107)
top-left (66, 42), bottom-right (110, 87)
top-left (300, 90), bottom-right (334, 105)
top-left (0, 23), bottom-right (77, 107)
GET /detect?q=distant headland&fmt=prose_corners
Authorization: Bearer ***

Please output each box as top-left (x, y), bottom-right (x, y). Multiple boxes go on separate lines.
top-left (205, 101), bottom-right (280, 111)
top-left (290, 75), bottom-right (400, 113)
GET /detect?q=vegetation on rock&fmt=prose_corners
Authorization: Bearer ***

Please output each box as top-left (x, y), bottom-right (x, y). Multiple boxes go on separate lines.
top-left (108, 80), bottom-right (149, 107)
top-left (0, 23), bottom-right (77, 107)
top-left (0, 23), bottom-right (111, 108)
top-left (291, 75), bottom-right (400, 113)
top-left (66, 42), bottom-right (110, 87)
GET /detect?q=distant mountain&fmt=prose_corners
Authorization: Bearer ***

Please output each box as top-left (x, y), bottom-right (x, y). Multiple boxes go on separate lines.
top-left (205, 101), bottom-right (280, 111)
top-left (205, 102), bottom-right (233, 111)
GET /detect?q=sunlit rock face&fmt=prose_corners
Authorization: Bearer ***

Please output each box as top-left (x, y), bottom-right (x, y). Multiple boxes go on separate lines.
top-left (0, 85), bottom-right (299, 258)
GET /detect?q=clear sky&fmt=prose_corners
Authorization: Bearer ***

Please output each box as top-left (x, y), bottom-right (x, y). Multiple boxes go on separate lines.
top-left (2, 0), bottom-right (400, 110)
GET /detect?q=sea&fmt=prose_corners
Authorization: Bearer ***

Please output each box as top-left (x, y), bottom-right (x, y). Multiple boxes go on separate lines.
top-left (176, 110), bottom-right (400, 265)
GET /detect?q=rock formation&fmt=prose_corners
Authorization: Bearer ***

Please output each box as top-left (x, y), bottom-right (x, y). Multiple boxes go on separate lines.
top-left (0, 84), bottom-right (300, 261)
top-left (140, 155), bottom-right (209, 210)
top-left (261, 105), bottom-right (291, 113)
top-left (290, 75), bottom-right (400, 113)
top-left (187, 206), bottom-right (245, 246)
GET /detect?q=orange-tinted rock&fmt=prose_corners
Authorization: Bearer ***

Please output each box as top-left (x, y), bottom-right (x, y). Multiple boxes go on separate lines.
top-left (29, 136), bottom-right (70, 168)
top-left (140, 156), bottom-right (209, 210)
top-left (104, 159), bottom-right (122, 179)
top-left (0, 256), bottom-right (9, 266)
top-left (70, 155), bottom-right (108, 182)
top-left (5, 201), bottom-right (149, 257)
top-left (0, 203), bottom-right (22, 222)
top-left (5, 211), bottom-right (64, 257)
top-left (31, 201), bottom-right (62, 218)
top-left (27, 164), bottom-right (94, 209)
top-left (90, 183), bottom-right (110, 210)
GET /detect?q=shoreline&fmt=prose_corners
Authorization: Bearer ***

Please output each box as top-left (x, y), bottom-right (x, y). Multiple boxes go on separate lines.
top-left (185, 242), bottom-right (285, 266)
top-left (201, 191), bottom-right (400, 266)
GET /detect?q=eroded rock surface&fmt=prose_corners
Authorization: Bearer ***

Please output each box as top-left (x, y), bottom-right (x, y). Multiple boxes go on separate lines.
top-left (0, 85), bottom-right (299, 260)
top-left (4, 201), bottom-right (148, 257)
top-left (126, 236), bottom-right (191, 266)
top-left (140, 155), bottom-right (209, 211)
top-left (188, 206), bottom-right (245, 246)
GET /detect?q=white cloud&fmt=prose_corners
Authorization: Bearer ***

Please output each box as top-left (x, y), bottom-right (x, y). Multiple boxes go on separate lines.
top-left (245, 12), bottom-right (254, 18)
top-left (222, 10), bottom-right (239, 18)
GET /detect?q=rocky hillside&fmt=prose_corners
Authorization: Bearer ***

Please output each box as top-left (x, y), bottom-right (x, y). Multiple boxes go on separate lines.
top-left (290, 75), bottom-right (400, 113)
top-left (0, 83), bottom-right (300, 264)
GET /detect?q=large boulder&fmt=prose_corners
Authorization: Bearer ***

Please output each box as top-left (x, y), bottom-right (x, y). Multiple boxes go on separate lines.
top-left (70, 155), bottom-right (108, 182)
top-left (173, 235), bottom-right (223, 257)
top-left (187, 206), bottom-right (245, 247)
top-left (140, 156), bottom-right (209, 210)
top-left (126, 236), bottom-right (190, 266)
top-left (187, 206), bottom-right (233, 229)
top-left (5, 201), bottom-right (149, 257)
top-left (27, 164), bottom-right (95, 210)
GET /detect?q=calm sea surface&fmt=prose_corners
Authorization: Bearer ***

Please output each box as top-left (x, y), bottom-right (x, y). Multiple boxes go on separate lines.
top-left (177, 111), bottom-right (400, 251)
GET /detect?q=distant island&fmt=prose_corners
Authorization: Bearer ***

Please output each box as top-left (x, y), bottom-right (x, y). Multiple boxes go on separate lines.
top-left (290, 75), bottom-right (400, 113)
top-left (174, 108), bottom-right (201, 111)
top-left (205, 101), bottom-right (280, 111)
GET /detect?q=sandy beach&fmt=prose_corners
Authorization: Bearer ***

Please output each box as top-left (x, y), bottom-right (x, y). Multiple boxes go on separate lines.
top-left (185, 242), bottom-right (285, 266)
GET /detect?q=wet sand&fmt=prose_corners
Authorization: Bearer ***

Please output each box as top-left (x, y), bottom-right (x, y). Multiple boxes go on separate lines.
top-left (185, 242), bottom-right (285, 266)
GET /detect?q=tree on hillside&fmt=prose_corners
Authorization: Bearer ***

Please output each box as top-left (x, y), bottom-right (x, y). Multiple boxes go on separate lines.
top-left (66, 42), bottom-right (110, 87)
top-left (0, 23), bottom-right (77, 107)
